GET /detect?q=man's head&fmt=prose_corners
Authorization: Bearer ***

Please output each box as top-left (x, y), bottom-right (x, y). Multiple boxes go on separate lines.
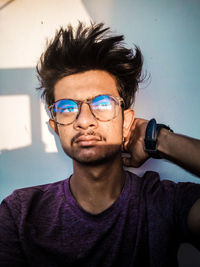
top-left (37, 22), bottom-right (144, 109)
top-left (37, 22), bottom-right (144, 165)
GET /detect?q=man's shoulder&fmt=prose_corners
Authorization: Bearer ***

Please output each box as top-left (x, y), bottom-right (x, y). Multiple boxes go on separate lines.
top-left (127, 170), bottom-right (200, 207)
top-left (3, 178), bottom-right (69, 208)
top-left (0, 178), bottom-right (70, 230)
top-left (126, 170), bottom-right (185, 196)
top-left (126, 170), bottom-right (162, 189)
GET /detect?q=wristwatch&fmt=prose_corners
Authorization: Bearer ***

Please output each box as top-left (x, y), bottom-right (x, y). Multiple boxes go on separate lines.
top-left (144, 118), bottom-right (173, 159)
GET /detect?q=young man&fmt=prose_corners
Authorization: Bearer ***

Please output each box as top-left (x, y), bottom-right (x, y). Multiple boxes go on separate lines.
top-left (0, 22), bottom-right (200, 267)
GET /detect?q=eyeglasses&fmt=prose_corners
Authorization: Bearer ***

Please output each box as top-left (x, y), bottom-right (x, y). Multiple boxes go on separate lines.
top-left (48, 94), bottom-right (124, 125)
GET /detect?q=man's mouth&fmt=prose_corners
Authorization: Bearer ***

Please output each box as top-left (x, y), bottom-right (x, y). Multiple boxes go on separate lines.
top-left (74, 135), bottom-right (102, 147)
top-left (71, 131), bottom-right (106, 147)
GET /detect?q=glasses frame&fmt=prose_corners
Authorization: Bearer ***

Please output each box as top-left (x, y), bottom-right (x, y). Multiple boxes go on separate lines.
top-left (48, 94), bottom-right (125, 126)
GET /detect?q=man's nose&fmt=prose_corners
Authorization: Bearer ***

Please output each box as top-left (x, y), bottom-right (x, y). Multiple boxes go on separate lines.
top-left (73, 103), bottom-right (97, 130)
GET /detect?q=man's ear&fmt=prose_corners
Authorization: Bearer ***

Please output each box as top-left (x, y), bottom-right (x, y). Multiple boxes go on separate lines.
top-left (49, 119), bottom-right (59, 135)
top-left (123, 109), bottom-right (135, 139)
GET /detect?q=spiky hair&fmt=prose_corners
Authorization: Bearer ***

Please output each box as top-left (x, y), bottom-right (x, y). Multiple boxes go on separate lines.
top-left (37, 22), bottom-right (144, 109)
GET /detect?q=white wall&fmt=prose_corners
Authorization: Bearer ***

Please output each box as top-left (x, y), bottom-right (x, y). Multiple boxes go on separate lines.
top-left (0, 0), bottom-right (91, 68)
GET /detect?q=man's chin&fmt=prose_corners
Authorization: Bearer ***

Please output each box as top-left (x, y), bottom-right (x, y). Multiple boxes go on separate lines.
top-left (72, 149), bottom-right (113, 165)
top-left (73, 155), bottom-right (111, 166)
top-left (64, 145), bottom-right (121, 166)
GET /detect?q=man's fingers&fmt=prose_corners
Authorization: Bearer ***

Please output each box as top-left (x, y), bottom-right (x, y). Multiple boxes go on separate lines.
top-left (122, 155), bottom-right (147, 168)
top-left (122, 157), bottom-right (132, 167)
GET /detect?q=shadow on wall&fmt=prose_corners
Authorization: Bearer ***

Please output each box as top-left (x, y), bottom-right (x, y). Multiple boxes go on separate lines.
top-left (0, 68), bottom-right (73, 201)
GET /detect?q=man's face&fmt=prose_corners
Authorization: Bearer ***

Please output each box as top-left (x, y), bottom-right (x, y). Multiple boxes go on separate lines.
top-left (50, 70), bottom-right (134, 165)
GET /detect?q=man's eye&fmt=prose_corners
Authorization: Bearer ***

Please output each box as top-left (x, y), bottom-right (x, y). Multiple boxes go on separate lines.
top-left (65, 107), bottom-right (78, 113)
top-left (94, 103), bottom-right (112, 110)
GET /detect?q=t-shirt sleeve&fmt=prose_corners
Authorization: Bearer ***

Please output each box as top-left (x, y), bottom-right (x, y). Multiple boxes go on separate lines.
top-left (174, 181), bottom-right (200, 249)
top-left (0, 191), bottom-right (27, 267)
top-left (143, 172), bottom-right (200, 249)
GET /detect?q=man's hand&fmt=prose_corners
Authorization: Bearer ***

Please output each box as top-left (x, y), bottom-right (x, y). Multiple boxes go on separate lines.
top-left (122, 118), bottom-right (150, 167)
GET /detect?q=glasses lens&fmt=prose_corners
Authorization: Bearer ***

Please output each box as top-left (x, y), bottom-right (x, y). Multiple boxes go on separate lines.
top-left (91, 95), bottom-right (118, 121)
top-left (52, 99), bottom-right (78, 124)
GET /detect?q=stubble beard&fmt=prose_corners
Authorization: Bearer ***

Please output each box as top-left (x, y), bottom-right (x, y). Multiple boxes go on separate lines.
top-left (63, 143), bottom-right (122, 166)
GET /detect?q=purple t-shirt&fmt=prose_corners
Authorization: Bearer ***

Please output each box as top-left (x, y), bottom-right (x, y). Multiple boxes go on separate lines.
top-left (0, 171), bottom-right (200, 267)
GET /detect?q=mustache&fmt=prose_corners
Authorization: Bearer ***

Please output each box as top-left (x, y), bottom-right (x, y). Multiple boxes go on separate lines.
top-left (71, 131), bottom-right (106, 146)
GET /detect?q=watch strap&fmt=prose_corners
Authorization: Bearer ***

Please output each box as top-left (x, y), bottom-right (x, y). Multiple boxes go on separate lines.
top-left (144, 118), bottom-right (173, 159)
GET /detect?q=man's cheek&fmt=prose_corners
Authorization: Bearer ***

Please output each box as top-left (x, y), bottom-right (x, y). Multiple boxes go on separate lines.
top-left (106, 126), bottom-right (123, 144)
top-left (106, 133), bottom-right (122, 145)
top-left (59, 131), bottom-right (72, 147)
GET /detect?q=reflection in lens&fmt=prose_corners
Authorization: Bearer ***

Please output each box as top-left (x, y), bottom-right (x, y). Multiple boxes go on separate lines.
top-left (51, 95), bottom-right (120, 124)
top-left (54, 99), bottom-right (78, 113)
top-left (92, 95), bottom-right (112, 110)
top-left (91, 95), bottom-right (115, 120)
top-left (53, 99), bottom-right (78, 124)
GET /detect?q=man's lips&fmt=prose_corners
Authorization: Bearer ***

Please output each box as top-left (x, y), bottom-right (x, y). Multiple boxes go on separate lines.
top-left (75, 135), bottom-right (101, 146)
top-left (74, 135), bottom-right (102, 146)
top-left (71, 131), bottom-right (106, 146)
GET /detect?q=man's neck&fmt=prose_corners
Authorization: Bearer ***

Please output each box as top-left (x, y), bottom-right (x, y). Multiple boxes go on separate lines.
top-left (69, 155), bottom-right (125, 214)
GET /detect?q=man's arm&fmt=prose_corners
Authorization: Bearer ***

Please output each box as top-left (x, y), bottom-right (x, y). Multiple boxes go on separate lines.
top-left (123, 118), bottom-right (200, 177)
top-left (123, 118), bottom-right (200, 236)
top-left (158, 128), bottom-right (200, 177)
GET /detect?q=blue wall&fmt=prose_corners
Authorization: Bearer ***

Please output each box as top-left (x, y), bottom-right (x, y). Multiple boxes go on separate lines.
top-left (83, 0), bottom-right (200, 181)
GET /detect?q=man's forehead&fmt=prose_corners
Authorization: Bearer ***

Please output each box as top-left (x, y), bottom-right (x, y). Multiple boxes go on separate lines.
top-left (54, 70), bottom-right (120, 101)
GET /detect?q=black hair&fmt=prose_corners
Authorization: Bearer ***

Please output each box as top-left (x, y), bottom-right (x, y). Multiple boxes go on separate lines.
top-left (37, 22), bottom-right (144, 109)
